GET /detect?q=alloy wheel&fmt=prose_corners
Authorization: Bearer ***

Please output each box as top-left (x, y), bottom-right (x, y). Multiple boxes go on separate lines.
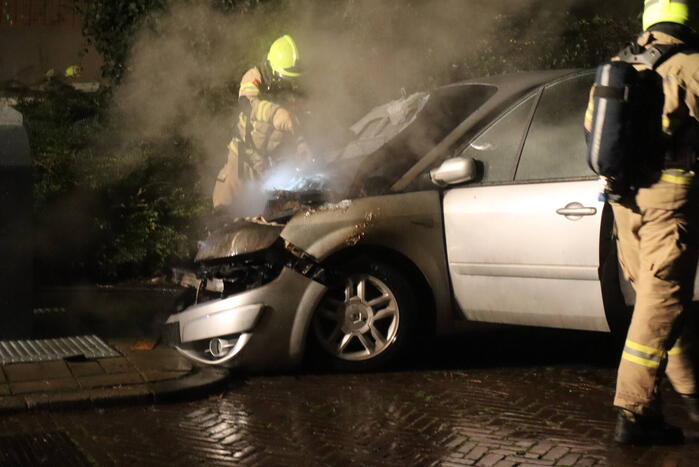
top-left (313, 273), bottom-right (400, 361)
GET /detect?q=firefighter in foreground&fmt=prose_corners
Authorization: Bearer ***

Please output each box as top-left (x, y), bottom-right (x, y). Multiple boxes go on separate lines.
top-left (212, 34), bottom-right (310, 208)
top-left (585, 0), bottom-right (699, 444)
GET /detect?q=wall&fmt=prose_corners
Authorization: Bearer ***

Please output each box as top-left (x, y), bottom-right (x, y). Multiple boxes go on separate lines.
top-left (0, 104), bottom-right (33, 338)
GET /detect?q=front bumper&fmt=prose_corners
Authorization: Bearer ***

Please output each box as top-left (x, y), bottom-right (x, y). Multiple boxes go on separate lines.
top-left (165, 267), bottom-right (327, 370)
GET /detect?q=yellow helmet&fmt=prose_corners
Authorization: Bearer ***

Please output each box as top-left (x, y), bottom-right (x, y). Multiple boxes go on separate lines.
top-left (267, 35), bottom-right (302, 78)
top-left (65, 65), bottom-right (82, 78)
top-left (643, 0), bottom-right (691, 31)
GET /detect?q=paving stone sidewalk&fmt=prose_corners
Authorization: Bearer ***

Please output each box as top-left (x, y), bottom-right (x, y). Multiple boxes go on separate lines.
top-left (1, 327), bottom-right (698, 465)
top-left (0, 339), bottom-right (229, 413)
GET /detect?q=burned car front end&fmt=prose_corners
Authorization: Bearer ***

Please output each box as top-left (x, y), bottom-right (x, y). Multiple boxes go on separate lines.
top-left (165, 189), bottom-right (453, 371)
top-left (164, 219), bottom-right (328, 369)
top-left (165, 81), bottom-right (505, 371)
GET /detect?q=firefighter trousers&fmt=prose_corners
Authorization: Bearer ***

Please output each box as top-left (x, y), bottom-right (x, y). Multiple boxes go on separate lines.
top-left (212, 140), bottom-right (241, 209)
top-left (611, 177), bottom-right (699, 415)
top-left (212, 140), bottom-right (264, 209)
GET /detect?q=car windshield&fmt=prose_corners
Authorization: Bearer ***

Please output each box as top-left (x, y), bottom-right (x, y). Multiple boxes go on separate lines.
top-left (344, 83), bottom-right (497, 194)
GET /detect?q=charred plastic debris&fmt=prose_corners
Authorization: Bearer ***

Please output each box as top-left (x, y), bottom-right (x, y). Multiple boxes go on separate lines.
top-left (174, 217), bottom-right (333, 307)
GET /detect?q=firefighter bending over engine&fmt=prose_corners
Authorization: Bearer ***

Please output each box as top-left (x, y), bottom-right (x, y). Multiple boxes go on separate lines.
top-left (212, 34), bottom-right (310, 209)
top-left (585, 0), bottom-right (699, 445)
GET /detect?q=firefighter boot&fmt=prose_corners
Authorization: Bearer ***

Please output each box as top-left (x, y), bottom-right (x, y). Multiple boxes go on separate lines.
top-left (614, 410), bottom-right (684, 445)
top-left (681, 395), bottom-right (699, 423)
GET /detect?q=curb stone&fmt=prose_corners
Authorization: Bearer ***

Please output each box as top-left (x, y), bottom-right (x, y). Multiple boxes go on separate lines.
top-left (152, 367), bottom-right (230, 402)
top-left (0, 367), bottom-right (230, 414)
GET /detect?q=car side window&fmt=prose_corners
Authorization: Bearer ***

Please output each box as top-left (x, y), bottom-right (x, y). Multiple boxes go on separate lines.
top-left (460, 93), bottom-right (537, 183)
top-left (515, 73), bottom-right (595, 181)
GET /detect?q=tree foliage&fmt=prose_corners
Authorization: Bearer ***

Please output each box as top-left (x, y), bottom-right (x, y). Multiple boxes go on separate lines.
top-left (77, 0), bottom-right (167, 83)
top-left (76, 0), bottom-right (280, 82)
top-left (466, 12), bottom-right (638, 78)
top-left (18, 86), bottom-right (207, 283)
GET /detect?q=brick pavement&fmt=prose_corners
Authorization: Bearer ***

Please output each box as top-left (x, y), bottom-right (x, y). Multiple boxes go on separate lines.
top-left (0, 339), bottom-right (228, 412)
top-left (0, 327), bottom-right (697, 466)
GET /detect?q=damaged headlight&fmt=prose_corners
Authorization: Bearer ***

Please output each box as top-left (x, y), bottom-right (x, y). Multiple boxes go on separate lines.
top-left (193, 239), bottom-right (327, 303)
top-left (196, 243), bottom-right (286, 300)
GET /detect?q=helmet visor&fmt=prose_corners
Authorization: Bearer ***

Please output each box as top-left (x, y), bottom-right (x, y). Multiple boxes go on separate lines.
top-left (274, 59), bottom-right (304, 79)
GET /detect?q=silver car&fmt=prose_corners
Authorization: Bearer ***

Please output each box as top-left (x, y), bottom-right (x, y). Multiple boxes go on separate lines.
top-left (164, 69), bottom-right (699, 372)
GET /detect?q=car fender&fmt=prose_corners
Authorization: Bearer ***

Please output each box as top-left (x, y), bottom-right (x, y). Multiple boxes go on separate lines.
top-left (280, 191), bottom-right (456, 341)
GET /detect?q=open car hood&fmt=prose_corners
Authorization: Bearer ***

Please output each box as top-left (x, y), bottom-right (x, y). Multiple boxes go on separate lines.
top-left (259, 92), bottom-right (430, 202)
top-left (261, 83), bottom-right (497, 209)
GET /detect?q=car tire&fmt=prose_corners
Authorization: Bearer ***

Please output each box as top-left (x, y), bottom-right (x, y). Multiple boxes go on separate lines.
top-left (309, 259), bottom-right (419, 372)
top-left (599, 204), bottom-right (632, 340)
top-left (601, 242), bottom-right (632, 338)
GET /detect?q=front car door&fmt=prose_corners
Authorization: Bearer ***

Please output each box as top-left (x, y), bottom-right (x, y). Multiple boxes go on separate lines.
top-left (443, 72), bottom-right (610, 332)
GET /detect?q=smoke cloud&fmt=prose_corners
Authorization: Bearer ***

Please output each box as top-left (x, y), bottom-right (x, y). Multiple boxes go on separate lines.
top-left (106, 0), bottom-right (633, 216)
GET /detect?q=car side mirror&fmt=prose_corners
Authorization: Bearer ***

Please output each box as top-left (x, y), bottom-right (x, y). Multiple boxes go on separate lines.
top-left (429, 157), bottom-right (477, 187)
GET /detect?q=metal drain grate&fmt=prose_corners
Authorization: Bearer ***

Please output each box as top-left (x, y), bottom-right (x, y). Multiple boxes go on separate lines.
top-left (0, 432), bottom-right (92, 466)
top-left (0, 335), bottom-right (120, 364)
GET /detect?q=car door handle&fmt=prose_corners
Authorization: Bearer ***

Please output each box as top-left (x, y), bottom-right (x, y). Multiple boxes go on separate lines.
top-left (556, 202), bottom-right (597, 219)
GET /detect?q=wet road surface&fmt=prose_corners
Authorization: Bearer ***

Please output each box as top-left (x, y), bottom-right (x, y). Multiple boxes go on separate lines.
top-left (1, 325), bottom-right (698, 466)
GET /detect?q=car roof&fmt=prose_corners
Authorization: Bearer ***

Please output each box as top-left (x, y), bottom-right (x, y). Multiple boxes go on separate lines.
top-left (455, 68), bottom-right (581, 88)
top-left (436, 69), bottom-right (584, 115)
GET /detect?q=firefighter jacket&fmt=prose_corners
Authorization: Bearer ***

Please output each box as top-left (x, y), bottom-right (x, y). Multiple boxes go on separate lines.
top-left (585, 30), bottom-right (699, 176)
top-left (212, 67), bottom-right (309, 208)
top-left (232, 66), bottom-right (308, 176)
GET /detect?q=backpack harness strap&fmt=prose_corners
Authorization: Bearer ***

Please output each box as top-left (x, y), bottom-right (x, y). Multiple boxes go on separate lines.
top-left (617, 43), bottom-right (686, 70)
top-left (592, 44), bottom-right (690, 103)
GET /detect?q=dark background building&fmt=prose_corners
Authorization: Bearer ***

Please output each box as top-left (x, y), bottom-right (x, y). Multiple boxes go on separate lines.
top-left (0, 0), bottom-right (102, 85)
top-left (0, 104), bottom-right (33, 338)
